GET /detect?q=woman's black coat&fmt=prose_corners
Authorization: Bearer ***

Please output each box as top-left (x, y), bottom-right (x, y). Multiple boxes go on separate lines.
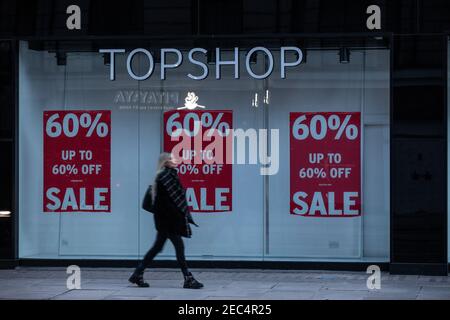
top-left (152, 166), bottom-right (197, 238)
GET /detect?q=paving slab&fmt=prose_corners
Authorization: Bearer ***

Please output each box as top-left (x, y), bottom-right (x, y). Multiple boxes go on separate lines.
top-left (417, 286), bottom-right (450, 300)
top-left (321, 280), bottom-right (371, 291)
top-left (0, 267), bottom-right (449, 300)
top-left (205, 296), bottom-right (258, 300)
top-left (313, 289), bottom-right (367, 300)
top-left (363, 291), bottom-right (418, 300)
top-left (197, 288), bottom-right (269, 297)
top-left (0, 292), bottom-right (63, 300)
top-left (259, 290), bottom-right (316, 300)
top-left (105, 295), bottom-right (156, 300)
top-left (51, 289), bottom-right (118, 300)
top-left (223, 281), bottom-right (278, 290)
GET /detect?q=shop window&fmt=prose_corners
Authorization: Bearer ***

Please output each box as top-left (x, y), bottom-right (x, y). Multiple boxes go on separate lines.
top-left (18, 42), bottom-right (390, 262)
top-left (266, 49), bottom-right (390, 261)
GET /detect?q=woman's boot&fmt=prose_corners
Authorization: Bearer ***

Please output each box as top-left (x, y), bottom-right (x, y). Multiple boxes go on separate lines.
top-left (128, 271), bottom-right (150, 288)
top-left (183, 272), bottom-right (204, 289)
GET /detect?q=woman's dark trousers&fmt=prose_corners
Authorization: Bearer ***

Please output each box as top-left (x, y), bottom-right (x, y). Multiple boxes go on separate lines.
top-left (135, 231), bottom-right (190, 276)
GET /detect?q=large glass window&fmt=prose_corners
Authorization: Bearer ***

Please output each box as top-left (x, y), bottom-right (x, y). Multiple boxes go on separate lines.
top-left (19, 40), bottom-right (390, 262)
top-left (267, 49), bottom-right (390, 261)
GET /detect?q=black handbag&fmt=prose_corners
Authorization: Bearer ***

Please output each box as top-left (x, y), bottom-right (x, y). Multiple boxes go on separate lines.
top-left (142, 185), bottom-right (155, 213)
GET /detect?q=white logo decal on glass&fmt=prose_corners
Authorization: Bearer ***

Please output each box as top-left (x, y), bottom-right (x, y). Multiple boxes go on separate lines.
top-left (178, 92), bottom-right (205, 110)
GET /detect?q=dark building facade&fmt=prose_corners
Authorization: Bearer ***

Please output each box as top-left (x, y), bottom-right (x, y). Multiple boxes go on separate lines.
top-left (0, 0), bottom-right (449, 275)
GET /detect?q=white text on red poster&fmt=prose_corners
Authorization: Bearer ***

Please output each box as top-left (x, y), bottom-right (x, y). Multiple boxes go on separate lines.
top-left (43, 110), bottom-right (111, 212)
top-left (290, 112), bottom-right (361, 217)
top-left (163, 110), bottom-right (233, 213)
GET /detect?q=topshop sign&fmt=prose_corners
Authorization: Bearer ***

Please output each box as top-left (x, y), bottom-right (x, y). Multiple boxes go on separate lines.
top-left (99, 47), bottom-right (303, 81)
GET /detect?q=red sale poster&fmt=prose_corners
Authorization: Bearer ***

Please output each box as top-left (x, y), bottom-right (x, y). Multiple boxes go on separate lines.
top-left (43, 110), bottom-right (111, 212)
top-left (290, 112), bottom-right (361, 217)
top-left (163, 110), bottom-right (233, 213)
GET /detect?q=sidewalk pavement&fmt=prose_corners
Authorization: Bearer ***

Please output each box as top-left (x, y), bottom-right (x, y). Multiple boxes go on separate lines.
top-left (0, 267), bottom-right (450, 300)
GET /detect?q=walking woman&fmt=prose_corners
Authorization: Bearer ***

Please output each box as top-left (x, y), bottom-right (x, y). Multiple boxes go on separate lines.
top-left (129, 152), bottom-right (203, 289)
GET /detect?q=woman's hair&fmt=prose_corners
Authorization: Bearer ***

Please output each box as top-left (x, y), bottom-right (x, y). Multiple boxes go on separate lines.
top-left (152, 152), bottom-right (172, 201)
